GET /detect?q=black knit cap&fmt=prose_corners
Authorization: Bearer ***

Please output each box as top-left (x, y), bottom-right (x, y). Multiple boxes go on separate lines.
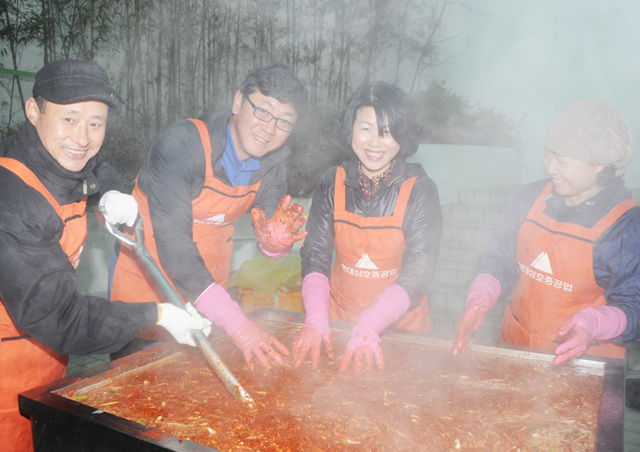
top-left (32, 60), bottom-right (121, 115)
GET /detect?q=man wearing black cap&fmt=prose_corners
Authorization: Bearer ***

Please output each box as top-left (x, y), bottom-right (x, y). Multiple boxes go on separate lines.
top-left (0, 60), bottom-right (211, 451)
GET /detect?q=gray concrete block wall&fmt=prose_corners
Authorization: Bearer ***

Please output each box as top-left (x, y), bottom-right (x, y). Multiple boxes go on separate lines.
top-left (428, 186), bottom-right (517, 343)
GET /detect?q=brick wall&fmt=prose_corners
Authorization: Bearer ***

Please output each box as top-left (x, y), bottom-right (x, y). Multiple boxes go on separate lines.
top-left (428, 186), bottom-right (518, 343)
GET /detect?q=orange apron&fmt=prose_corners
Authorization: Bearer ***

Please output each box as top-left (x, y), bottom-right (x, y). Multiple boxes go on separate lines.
top-left (329, 167), bottom-right (430, 332)
top-left (0, 157), bottom-right (87, 452)
top-left (111, 119), bottom-right (260, 339)
top-left (501, 182), bottom-right (636, 359)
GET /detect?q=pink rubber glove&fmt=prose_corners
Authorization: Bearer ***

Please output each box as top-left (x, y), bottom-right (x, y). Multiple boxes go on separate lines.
top-left (452, 273), bottom-right (501, 356)
top-left (292, 273), bottom-right (334, 367)
top-left (194, 283), bottom-right (247, 335)
top-left (229, 319), bottom-right (290, 371)
top-left (251, 195), bottom-right (308, 253)
top-left (338, 284), bottom-right (410, 375)
top-left (194, 283), bottom-right (290, 370)
top-left (553, 306), bottom-right (627, 365)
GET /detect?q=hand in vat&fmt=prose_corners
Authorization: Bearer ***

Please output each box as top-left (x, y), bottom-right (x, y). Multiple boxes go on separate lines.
top-left (230, 320), bottom-right (291, 371)
top-left (553, 306), bottom-right (627, 365)
top-left (451, 274), bottom-right (501, 356)
top-left (339, 326), bottom-right (384, 375)
top-left (293, 273), bottom-right (334, 368)
top-left (292, 324), bottom-right (334, 368)
top-left (451, 295), bottom-right (492, 356)
top-left (194, 283), bottom-right (290, 371)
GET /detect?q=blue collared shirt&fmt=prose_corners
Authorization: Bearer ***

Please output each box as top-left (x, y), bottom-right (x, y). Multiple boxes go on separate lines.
top-left (221, 123), bottom-right (260, 187)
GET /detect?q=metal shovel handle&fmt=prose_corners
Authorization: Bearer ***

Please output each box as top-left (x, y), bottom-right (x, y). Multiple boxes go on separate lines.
top-left (97, 209), bottom-right (255, 408)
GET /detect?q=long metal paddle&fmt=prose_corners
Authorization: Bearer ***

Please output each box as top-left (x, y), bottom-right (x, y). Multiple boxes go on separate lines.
top-left (97, 209), bottom-right (255, 408)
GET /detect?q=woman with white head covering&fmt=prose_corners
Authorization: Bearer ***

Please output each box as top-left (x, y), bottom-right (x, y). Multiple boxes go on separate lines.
top-left (452, 100), bottom-right (640, 365)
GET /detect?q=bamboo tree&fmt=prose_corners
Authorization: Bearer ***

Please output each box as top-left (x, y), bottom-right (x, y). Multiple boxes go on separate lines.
top-left (393, 1), bottom-right (410, 85)
top-left (155, 2), bottom-right (164, 130)
top-left (409, 0), bottom-right (448, 93)
top-left (1, 0), bottom-right (39, 113)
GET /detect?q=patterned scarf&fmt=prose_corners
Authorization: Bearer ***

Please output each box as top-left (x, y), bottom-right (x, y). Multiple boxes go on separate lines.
top-left (358, 159), bottom-right (396, 201)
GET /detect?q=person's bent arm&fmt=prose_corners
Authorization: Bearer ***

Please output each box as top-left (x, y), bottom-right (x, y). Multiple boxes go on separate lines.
top-left (194, 283), bottom-right (290, 370)
top-left (451, 273), bottom-right (502, 356)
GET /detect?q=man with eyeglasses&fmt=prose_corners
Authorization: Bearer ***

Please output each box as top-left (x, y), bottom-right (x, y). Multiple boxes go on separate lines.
top-left (110, 64), bottom-right (308, 371)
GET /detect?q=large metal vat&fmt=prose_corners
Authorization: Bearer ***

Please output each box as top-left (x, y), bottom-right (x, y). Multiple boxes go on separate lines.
top-left (20, 310), bottom-right (624, 451)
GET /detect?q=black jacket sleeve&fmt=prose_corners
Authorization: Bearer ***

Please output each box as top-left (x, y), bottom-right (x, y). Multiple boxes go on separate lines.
top-left (300, 167), bottom-right (337, 278)
top-left (395, 173), bottom-right (442, 302)
top-left (138, 120), bottom-right (215, 302)
top-left (0, 168), bottom-right (158, 355)
top-left (593, 207), bottom-right (640, 342)
top-left (474, 180), bottom-right (545, 296)
top-left (251, 161), bottom-right (288, 218)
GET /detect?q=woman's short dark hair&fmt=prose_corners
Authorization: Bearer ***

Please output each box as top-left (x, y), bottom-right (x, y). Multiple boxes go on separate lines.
top-left (337, 81), bottom-right (423, 160)
top-left (240, 63), bottom-right (308, 117)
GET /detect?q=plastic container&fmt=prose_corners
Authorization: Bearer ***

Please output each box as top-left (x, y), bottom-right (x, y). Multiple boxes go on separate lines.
top-left (238, 287), bottom-right (304, 314)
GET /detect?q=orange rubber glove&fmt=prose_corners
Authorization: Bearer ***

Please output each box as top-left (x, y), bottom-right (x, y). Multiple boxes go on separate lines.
top-left (451, 274), bottom-right (501, 356)
top-left (252, 195), bottom-right (307, 254)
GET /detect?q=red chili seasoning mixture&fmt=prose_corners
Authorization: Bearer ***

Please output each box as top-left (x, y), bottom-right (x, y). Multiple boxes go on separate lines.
top-left (62, 321), bottom-right (604, 451)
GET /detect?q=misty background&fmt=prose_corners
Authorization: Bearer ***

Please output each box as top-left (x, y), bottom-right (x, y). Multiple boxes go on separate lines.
top-left (1, 0), bottom-right (638, 193)
top-left (436, 0), bottom-right (640, 184)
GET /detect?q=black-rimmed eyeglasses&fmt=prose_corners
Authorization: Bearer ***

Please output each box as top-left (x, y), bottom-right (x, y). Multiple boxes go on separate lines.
top-left (244, 96), bottom-right (296, 132)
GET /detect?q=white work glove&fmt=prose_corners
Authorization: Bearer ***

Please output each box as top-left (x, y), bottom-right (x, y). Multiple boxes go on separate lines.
top-left (156, 303), bottom-right (212, 347)
top-left (99, 190), bottom-right (139, 227)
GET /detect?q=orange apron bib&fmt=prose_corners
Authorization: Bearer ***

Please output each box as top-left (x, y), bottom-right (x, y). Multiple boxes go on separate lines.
top-left (0, 157), bottom-right (87, 452)
top-left (111, 119), bottom-right (260, 339)
top-left (329, 167), bottom-right (430, 332)
top-left (501, 182), bottom-right (636, 359)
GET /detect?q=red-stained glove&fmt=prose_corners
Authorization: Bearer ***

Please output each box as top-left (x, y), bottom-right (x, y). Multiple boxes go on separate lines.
top-left (553, 306), bottom-right (627, 365)
top-left (339, 285), bottom-right (410, 375)
top-left (194, 283), bottom-right (290, 370)
top-left (451, 274), bottom-right (501, 356)
top-left (252, 195), bottom-right (308, 254)
top-left (292, 273), bottom-right (334, 367)
top-left (229, 320), bottom-right (290, 371)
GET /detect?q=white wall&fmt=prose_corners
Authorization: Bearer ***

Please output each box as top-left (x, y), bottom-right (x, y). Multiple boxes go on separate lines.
top-left (433, 0), bottom-right (640, 189)
top-left (408, 144), bottom-right (523, 205)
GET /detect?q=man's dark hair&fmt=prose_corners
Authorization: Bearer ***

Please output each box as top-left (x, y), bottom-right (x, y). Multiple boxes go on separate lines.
top-left (337, 81), bottom-right (423, 160)
top-left (35, 96), bottom-right (47, 113)
top-left (240, 63), bottom-right (308, 117)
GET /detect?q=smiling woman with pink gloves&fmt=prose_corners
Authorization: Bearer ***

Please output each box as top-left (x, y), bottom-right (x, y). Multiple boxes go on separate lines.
top-left (292, 82), bottom-right (443, 374)
top-left (452, 100), bottom-right (640, 365)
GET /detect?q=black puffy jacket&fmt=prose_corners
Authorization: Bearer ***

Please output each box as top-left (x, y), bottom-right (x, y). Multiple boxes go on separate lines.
top-left (0, 122), bottom-right (157, 355)
top-left (301, 158), bottom-right (443, 303)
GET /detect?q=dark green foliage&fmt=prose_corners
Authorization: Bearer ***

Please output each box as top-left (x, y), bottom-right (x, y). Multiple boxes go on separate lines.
top-left (415, 80), bottom-right (522, 148)
top-left (286, 104), bottom-right (345, 197)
